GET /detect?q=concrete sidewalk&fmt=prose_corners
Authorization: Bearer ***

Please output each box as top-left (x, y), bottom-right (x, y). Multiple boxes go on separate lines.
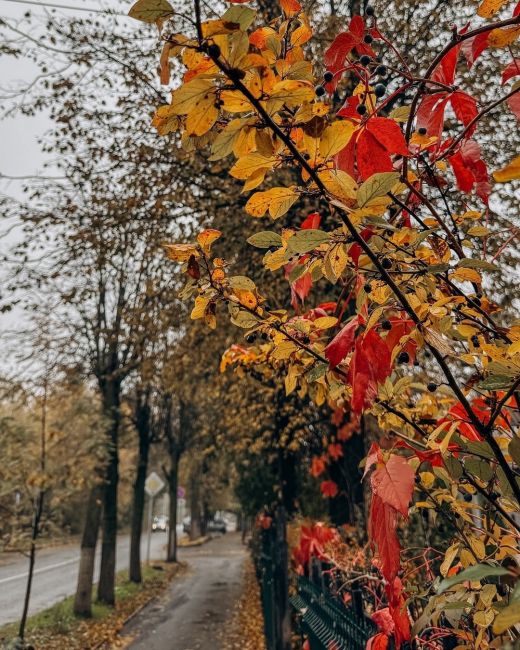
top-left (122, 533), bottom-right (247, 650)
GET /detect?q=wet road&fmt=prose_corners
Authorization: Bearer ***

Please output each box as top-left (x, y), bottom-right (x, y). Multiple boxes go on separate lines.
top-left (0, 531), bottom-right (170, 626)
top-left (123, 533), bottom-right (246, 650)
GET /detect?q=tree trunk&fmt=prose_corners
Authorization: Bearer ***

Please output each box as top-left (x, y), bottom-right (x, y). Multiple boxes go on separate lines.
top-left (97, 378), bottom-right (120, 605)
top-left (166, 451), bottom-right (180, 562)
top-left (189, 470), bottom-right (201, 541)
top-left (129, 397), bottom-right (151, 583)
top-left (74, 484), bottom-right (103, 616)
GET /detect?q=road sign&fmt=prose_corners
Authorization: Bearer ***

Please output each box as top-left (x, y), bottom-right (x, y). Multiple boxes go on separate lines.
top-left (145, 471), bottom-right (165, 498)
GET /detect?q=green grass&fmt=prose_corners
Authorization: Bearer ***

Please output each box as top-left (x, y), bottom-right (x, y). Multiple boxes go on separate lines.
top-left (0, 564), bottom-right (172, 642)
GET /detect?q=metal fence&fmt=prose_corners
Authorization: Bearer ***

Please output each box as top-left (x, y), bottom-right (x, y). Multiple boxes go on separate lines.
top-left (254, 517), bottom-right (377, 650)
top-left (290, 574), bottom-right (377, 650)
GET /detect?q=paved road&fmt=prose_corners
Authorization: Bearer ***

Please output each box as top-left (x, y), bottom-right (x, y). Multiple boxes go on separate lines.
top-left (122, 533), bottom-right (246, 650)
top-left (0, 531), bottom-right (172, 626)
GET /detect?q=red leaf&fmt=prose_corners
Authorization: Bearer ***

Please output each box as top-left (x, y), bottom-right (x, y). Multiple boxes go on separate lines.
top-left (310, 455), bottom-right (327, 477)
top-left (386, 578), bottom-right (411, 646)
top-left (432, 46), bottom-right (460, 85)
top-left (366, 117), bottom-right (408, 156)
top-left (448, 150), bottom-right (476, 193)
top-left (324, 16), bottom-right (374, 77)
top-left (370, 455), bottom-right (414, 517)
top-left (301, 212), bottom-right (321, 229)
top-left (450, 91), bottom-right (478, 129)
top-left (508, 91), bottom-right (520, 120)
top-left (336, 127), bottom-right (358, 177)
top-left (325, 316), bottom-right (360, 368)
top-left (368, 492), bottom-right (401, 582)
top-left (372, 608), bottom-right (394, 635)
top-left (362, 329), bottom-right (392, 383)
top-left (461, 32), bottom-right (489, 68)
top-left (320, 480), bottom-right (339, 498)
top-left (515, 0), bottom-right (520, 16)
top-left (501, 59), bottom-right (520, 84)
top-left (366, 633), bottom-right (389, 650)
top-left (356, 129), bottom-right (393, 180)
top-left (416, 92), bottom-right (449, 142)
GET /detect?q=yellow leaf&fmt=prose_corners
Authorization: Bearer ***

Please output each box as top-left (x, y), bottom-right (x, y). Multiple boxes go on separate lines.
top-left (197, 229), bottom-right (222, 253)
top-left (185, 94), bottom-right (218, 136)
top-left (467, 226), bottom-right (490, 237)
top-left (170, 78), bottom-right (214, 115)
top-left (220, 89), bottom-right (252, 113)
top-left (230, 153), bottom-right (277, 180)
top-left (313, 316), bottom-right (338, 330)
top-left (318, 168), bottom-right (357, 204)
top-left (494, 602), bottom-right (520, 634)
top-left (128, 0), bottom-right (173, 23)
top-left (493, 155), bottom-right (520, 182)
top-left (191, 295), bottom-right (208, 320)
top-left (440, 543), bottom-right (459, 577)
top-left (319, 121), bottom-right (356, 159)
top-left (488, 25), bottom-right (520, 47)
top-left (271, 340), bottom-right (298, 359)
top-left (290, 21), bottom-right (312, 47)
top-left (163, 243), bottom-right (200, 262)
top-left (234, 289), bottom-right (258, 309)
top-left (268, 79), bottom-right (315, 109)
top-left (451, 267), bottom-right (482, 283)
top-left (245, 187), bottom-right (298, 219)
top-left (477, 0), bottom-right (506, 17)
top-left (209, 118), bottom-right (247, 161)
top-left (473, 610), bottom-right (494, 628)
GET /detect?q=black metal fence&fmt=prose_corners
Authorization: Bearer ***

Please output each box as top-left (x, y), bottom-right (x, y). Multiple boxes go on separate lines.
top-left (254, 516), bottom-right (377, 650)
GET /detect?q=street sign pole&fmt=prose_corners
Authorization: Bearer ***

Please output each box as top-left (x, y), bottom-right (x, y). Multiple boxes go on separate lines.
top-left (146, 494), bottom-right (154, 565)
top-left (144, 471), bottom-right (165, 566)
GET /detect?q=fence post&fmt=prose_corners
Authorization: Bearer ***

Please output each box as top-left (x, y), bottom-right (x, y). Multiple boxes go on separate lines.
top-left (273, 505), bottom-right (291, 650)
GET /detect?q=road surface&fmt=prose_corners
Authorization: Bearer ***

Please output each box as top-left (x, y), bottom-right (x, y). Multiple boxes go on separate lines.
top-left (122, 533), bottom-right (246, 650)
top-left (0, 531), bottom-right (173, 626)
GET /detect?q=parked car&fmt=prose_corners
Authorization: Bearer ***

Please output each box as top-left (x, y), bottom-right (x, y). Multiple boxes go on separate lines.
top-left (182, 517), bottom-right (227, 535)
top-left (152, 515), bottom-right (168, 532)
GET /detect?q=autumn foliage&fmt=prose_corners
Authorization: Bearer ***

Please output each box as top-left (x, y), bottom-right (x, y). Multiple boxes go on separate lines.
top-left (128, 0), bottom-right (520, 646)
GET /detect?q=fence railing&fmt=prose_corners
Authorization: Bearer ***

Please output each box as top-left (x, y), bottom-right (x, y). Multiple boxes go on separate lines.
top-left (290, 575), bottom-right (378, 650)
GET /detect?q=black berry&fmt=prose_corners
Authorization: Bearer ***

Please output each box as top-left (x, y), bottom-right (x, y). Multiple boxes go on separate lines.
top-left (415, 474), bottom-right (421, 484)
top-left (375, 83), bottom-right (386, 97)
top-left (208, 43), bottom-right (221, 59)
top-left (356, 104), bottom-right (367, 115)
top-left (302, 335), bottom-right (311, 344)
top-left (365, 5), bottom-right (375, 16)
top-left (427, 382), bottom-right (437, 393)
top-left (261, 332), bottom-right (269, 340)
top-left (246, 333), bottom-right (256, 344)
top-left (376, 64), bottom-right (387, 76)
top-left (364, 283), bottom-right (372, 293)
top-left (382, 320), bottom-right (392, 331)
top-left (315, 85), bottom-right (326, 97)
top-left (471, 335), bottom-right (480, 348)
top-left (324, 71), bottom-right (334, 83)
top-left (398, 351), bottom-right (410, 364)
top-left (418, 127), bottom-right (427, 135)
top-left (364, 34), bottom-right (373, 44)
top-left (360, 55), bottom-right (371, 66)
top-left (464, 493), bottom-right (473, 502)
top-left (381, 258), bottom-right (392, 270)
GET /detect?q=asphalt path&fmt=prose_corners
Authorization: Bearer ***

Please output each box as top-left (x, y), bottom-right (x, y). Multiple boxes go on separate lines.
top-left (0, 531), bottom-right (172, 626)
top-left (122, 533), bottom-right (246, 650)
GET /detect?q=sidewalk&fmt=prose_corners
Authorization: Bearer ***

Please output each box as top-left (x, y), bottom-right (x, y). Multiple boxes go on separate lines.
top-left (121, 534), bottom-right (253, 650)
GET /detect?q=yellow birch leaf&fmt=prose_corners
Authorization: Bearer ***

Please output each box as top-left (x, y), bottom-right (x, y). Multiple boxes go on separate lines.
top-left (318, 168), bottom-right (357, 204)
top-left (493, 155), bottom-right (520, 182)
top-left (451, 267), bottom-right (482, 283)
top-left (234, 289), bottom-right (258, 309)
top-left (163, 243), bottom-right (200, 262)
top-left (319, 121), bottom-right (356, 159)
top-left (242, 168), bottom-right (269, 191)
top-left (268, 79), bottom-right (315, 109)
top-left (467, 226), bottom-right (490, 237)
top-left (493, 601), bottom-right (520, 634)
top-left (170, 78), bottom-right (214, 115)
top-left (473, 610), bottom-right (494, 628)
top-left (230, 153), bottom-right (277, 180)
top-left (440, 543), bottom-right (459, 577)
top-left (245, 187), bottom-right (298, 219)
top-left (197, 229), bottom-right (222, 253)
top-left (488, 25), bottom-right (520, 47)
top-left (220, 89), bottom-right (253, 113)
top-left (477, 0), bottom-right (506, 17)
top-left (313, 316), bottom-right (338, 330)
top-left (128, 0), bottom-right (173, 23)
top-left (191, 295), bottom-right (209, 319)
top-left (290, 21), bottom-right (312, 47)
top-left (185, 95), bottom-right (218, 136)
